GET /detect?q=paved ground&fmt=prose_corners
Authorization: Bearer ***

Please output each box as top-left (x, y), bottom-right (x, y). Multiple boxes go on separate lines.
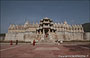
top-left (0, 42), bottom-right (90, 58)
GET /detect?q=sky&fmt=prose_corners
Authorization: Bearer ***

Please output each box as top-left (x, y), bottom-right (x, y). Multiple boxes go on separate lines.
top-left (0, 0), bottom-right (90, 33)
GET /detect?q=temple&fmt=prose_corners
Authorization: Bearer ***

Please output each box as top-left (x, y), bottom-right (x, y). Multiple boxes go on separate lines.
top-left (5, 17), bottom-right (89, 43)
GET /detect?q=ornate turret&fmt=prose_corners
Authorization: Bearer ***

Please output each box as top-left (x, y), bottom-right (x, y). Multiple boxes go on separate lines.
top-left (24, 21), bottom-right (30, 27)
top-left (37, 17), bottom-right (56, 35)
top-left (44, 17), bottom-right (49, 19)
top-left (64, 21), bottom-right (67, 24)
top-left (8, 24), bottom-right (16, 30)
top-left (24, 21), bottom-right (30, 25)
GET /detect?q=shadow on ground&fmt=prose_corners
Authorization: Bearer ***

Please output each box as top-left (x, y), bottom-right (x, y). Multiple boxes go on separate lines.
top-left (63, 43), bottom-right (90, 51)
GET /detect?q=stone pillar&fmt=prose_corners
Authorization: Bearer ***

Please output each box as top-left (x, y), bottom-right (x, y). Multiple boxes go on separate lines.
top-left (37, 31), bottom-right (39, 34)
top-left (42, 29), bottom-right (45, 40)
top-left (43, 29), bottom-right (45, 35)
top-left (40, 30), bottom-right (41, 34)
top-left (36, 31), bottom-right (38, 34)
top-left (49, 29), bottom-right (50, 34)
top-left (52, 30), bottom-right (53, 33)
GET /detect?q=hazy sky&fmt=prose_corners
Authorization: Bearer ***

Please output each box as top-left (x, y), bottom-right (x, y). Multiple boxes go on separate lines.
top-left (1, 0), bottom-right (90, 33)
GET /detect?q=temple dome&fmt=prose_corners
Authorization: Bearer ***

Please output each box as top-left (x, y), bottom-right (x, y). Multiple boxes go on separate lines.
top-left (64, 21), bottom-right (67, 24)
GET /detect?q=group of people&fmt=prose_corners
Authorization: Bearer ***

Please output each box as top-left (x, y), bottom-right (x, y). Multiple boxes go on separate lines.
top-left (10, 40), bottom-right (18, 45)
top-left (55, 40), bottom-right (63, 45)
top-left (10, 39), bottom-right (63, 46)
top-left (10, 40), bottom-right (36, 46)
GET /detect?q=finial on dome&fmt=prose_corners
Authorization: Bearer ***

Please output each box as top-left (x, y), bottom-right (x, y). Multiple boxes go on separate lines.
top-left (64, 21), bottom-right (67, 24)
top-left (44, 17), bottom-right (49, 19)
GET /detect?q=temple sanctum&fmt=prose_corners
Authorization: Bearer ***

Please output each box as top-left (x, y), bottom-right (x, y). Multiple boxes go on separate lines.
top-left (5, 17), bottom-right (90, 43)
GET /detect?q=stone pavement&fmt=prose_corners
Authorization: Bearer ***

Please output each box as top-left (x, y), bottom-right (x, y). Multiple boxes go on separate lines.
top-left (35, 47), bottom-right (60, 50)
top-left (0, 43), bottom-right (90, 58)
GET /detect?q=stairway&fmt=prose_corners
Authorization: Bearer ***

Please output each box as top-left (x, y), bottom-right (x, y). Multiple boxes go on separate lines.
top-left (39, 34), bottom-right (54, 43)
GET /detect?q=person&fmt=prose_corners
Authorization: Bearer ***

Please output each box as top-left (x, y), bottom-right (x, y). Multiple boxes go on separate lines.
top-left (10, 40), bottom-right (13, 45)
top-left (16, 40), bottom-right (18, 45)
top-left (33, 40), bottom-right (36, 46)
top-left (60, 40), bottom-right (63, 44)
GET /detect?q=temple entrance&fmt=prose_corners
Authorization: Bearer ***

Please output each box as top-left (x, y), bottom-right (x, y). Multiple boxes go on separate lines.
top-left (45, 28), bottom-right (49, 34)
top-left (44, 28), bottom-right (49, 37)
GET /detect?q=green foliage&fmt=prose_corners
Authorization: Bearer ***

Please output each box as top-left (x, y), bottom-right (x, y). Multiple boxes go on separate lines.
top-left (82, 23), bottom-right (90, 32)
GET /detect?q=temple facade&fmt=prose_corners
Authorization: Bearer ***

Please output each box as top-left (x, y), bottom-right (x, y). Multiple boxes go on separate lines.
top-left (5, 17), bottom-right (90, 43)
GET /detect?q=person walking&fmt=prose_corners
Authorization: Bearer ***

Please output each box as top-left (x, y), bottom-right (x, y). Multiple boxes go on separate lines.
top-left (10, 40), bottom-right (13, 45)
top-left (33, 40), bottom-right (36, 46)
top-left (16, 40), bottom-right (18, 45)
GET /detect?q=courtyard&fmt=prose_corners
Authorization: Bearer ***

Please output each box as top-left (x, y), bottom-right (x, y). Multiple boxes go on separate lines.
top-left (0, 42), bottom-right (90, 58)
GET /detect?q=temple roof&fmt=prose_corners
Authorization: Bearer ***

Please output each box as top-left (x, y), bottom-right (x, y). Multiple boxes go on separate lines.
top-left (40, 17), bottom-right (53, 22)
top-left (44, 17), bottom-right (49, 19)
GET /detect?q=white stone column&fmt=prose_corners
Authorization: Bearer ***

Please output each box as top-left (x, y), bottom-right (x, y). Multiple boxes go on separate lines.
top-left (36, 31), bottom-right (37, 34)
top-left (43, 29), bottom-right (45, 35)
top-left (49, 29), bottom-right (50, 34)
top-left (52, 30), bottom-right (54, 33)
top-left (40, 30), bottom-right (41, 34)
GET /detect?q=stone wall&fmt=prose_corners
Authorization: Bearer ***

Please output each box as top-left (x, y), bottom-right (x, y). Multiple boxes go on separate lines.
top-left (5, 33), bottom-right (24, 41)
top-left (24, 33), bottom-right (37, 42)
top-left (83, 32), bottom-right (90, 40)
top-left (69, 32), bottom-right (83, 41)
top-left (56, 32), bottom-right (84, 41)
top-left (5, 32), bottom-right (90, 42)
